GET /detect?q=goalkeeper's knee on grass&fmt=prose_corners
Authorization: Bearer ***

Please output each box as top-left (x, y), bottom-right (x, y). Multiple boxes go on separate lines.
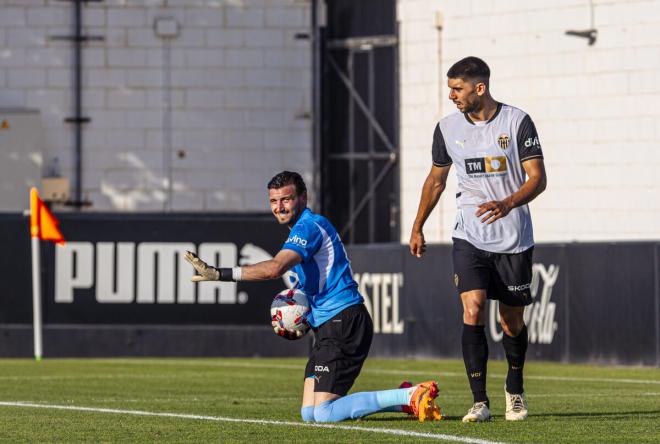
top-left (300, 406), bottom-right (315, 422)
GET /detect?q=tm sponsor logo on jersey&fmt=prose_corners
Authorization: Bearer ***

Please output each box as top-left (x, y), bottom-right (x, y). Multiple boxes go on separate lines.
top-left (464, 156), bottom-right (508, 177)
top-left (489, 263), bottom-right (560, 345)
top-left (315, 366), bottom-right (330, 372)
top-left (286, 235), bottom-right (308, 247)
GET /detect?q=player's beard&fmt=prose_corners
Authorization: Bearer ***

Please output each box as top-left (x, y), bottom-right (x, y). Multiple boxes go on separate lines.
top-left (462, 96), bottom-right (481, 114)
top-left (278, 202), bottom-right (304, 227)
top-left (276, 210), bottom-right (293, 225)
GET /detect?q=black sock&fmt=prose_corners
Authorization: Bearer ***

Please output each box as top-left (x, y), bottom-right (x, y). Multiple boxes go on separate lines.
top-left (502, 325), bottom-right (528, 394)
top-left (462, 324), bottom-right (489, 406)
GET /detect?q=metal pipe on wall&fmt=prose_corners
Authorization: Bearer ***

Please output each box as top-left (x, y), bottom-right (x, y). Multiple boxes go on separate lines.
top-left (311, 0), bottom-right (324, 213)
top-left (154, 17), bottom-right (180, 211)
top-left (52, 0), bottom-right (104, 208)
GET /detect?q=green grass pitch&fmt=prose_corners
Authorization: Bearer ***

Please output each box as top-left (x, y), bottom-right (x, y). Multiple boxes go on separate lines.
top-left (0, 357), bottom-right (657, 443)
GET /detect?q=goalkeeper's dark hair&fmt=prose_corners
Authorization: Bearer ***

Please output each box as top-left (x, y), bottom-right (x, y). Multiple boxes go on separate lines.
top-left (447, 56), bottom-right (490, 86)
top-left (267, 171), bottom-right (307, 196)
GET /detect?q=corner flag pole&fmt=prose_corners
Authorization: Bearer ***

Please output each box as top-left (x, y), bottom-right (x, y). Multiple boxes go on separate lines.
top-left (29, 188), bottom-right (43, 361)
top-left (30, 229), bottom-right (43, 361)
top-left (29, 187), bottom-right (66, 361)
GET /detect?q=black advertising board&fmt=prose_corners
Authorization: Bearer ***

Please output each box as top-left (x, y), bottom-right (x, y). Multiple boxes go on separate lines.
top-left (565, 242), bottom-right (657, 364)
top-left (399, 245), bottom-right (462, 358)
top-left (347, 244), bottom-right (568, 362)
top-left (346, 242), bottom-right (658, 365)
top-left (0, 213), bottom-right (658, 364)
top-left (1, 213), bottom-right (291, 326)
top-left (0, 214), bottom-right (32, 323)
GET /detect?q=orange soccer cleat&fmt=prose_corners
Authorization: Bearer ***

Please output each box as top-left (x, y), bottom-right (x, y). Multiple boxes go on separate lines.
top-left (408, 381), bottom-right (442, 422)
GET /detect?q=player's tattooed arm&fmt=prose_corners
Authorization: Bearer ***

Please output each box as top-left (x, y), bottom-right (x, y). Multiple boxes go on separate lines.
top-left (410, 164), bottom-right (452, 257)
top-left (476, 158), bottom-right (547, 225)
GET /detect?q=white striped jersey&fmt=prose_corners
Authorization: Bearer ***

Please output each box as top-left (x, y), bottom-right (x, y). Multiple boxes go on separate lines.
top-left (432, 103), bottom-right (544, 253)
top-left (282, 208), bottom-right (363, 327)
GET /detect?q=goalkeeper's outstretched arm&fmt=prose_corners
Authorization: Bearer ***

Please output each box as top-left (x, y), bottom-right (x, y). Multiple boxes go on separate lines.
top-left (184, 249), bottom-right (301, 282)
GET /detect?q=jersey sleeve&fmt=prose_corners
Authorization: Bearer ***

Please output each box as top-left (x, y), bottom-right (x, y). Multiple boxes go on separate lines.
top-left (281, 220), bottom-right (322, 263)
top-left (517, 114), bottom-right (544, 162)
top-left (432, 123), bottom-right (452, 166)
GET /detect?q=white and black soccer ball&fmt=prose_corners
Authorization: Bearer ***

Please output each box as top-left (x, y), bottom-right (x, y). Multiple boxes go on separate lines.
top-left (270, 289), bottom-right (310, 337)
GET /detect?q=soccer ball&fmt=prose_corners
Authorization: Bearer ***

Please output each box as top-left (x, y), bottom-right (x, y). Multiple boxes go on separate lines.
top-left (270, 289), bottom-right (310, 337)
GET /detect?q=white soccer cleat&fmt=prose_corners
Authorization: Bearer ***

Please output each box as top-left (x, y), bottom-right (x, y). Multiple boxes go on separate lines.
top-left (505, 390), bottom-right (528, 421)
top-left (462, 401), bottom-right (491, 422)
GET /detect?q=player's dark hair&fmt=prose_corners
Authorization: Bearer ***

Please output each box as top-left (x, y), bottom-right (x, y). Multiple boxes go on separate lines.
top-left (447, 56), bottom-right (490, 85)
top-left (267, 171), bottom-right (307, 195)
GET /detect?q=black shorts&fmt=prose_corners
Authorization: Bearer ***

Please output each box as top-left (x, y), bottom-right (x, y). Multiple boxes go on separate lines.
top-left (452, 237), bottom-right (534, 307)
top-left (304, 303), bottom-right (373, 396)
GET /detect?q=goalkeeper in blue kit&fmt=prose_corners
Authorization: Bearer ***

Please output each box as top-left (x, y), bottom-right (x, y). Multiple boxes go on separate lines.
top-left (185, 171), bottom-right (441, 422)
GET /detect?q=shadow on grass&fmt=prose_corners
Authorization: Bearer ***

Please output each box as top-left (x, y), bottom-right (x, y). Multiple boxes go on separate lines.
top-left (361, 409), bottom-right (660, 422)
top-left (530, 410), bottom-right (660, 419)
top-left (359, 415), bottom-right (465, 422)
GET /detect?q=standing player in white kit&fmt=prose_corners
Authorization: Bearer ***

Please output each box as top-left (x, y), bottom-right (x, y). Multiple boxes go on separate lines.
top-left (409, 57), bottom-right (547, 422)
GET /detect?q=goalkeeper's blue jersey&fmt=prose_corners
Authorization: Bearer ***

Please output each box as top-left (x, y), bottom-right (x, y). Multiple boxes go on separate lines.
top-left (281, 208), bottom-right (363, 328)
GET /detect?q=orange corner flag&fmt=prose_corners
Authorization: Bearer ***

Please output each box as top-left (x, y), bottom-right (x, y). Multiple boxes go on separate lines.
top-left (30, 187), bottom-right (65, 245)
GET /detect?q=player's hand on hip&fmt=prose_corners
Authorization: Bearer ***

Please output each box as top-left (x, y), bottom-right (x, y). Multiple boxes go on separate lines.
top-left (184, 250), bottom-right (220, 282)
top-left (409, 230), bottom-right (426, 258)
top-left (476, 200), bottom-right (512, 225)
top-left (271, 321), bottom-right (304, 340)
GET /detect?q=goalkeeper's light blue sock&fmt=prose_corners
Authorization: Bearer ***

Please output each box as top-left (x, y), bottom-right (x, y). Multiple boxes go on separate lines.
top-left (375, 387), bottom-right (413, 407)
top-left (312, 388), bottom-right (411, 422)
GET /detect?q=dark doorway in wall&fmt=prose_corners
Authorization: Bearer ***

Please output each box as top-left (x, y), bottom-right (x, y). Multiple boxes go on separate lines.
top-left (320, 0), bottom-right (399, 244)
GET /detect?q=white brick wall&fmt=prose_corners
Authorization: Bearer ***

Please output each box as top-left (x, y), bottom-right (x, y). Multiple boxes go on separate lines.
top-left (5, 0), bottom-right (656, 240)
top-left (398, 0), bottom-right (446, 243)
top-left (398, 0), bottom-right (660, 242)
top-left (0, 0), bottom-right (311, 212)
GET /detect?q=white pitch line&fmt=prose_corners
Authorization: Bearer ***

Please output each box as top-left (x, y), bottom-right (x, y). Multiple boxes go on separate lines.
top-left (104, 359), bottom-right (660, 386)
top-left (1, 361), bottom-right (658, 386)
top-left (366, 368), bottom-right (660, 386)
top-left (0, 401), bottom-right (505, 444)
top-left (522, 375), bottom-right (660, 385)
